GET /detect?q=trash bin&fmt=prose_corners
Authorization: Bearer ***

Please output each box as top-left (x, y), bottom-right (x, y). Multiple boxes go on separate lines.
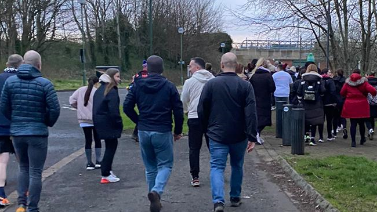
top-left (282, 104), bottom-right (293, 146)
top-left (291, 107), bottom-right (305, 155)
top-left (276, 100), bottom-right (287, 138)
top-left (95, 66), bottom-right (120, 78)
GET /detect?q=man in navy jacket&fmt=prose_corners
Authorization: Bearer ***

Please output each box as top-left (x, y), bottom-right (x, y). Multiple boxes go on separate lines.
top-left (198, 52), bottom-right (257, 212)
top-left (0, 50), bottom-right (60, 212)
top-left (123, 55), bottom-right (183, 212)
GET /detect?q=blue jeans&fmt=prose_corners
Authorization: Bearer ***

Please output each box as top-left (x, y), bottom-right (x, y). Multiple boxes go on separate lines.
top-left (13, 136), bottom-right (48, 212)
top-left (209, 139), bottom-right (248, 204)
top-left (138, 131), bottom-right (173, 196)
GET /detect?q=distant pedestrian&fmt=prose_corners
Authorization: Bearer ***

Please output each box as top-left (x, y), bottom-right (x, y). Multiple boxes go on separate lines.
top-left (70, 76), bottom-right (102, 170)
top-left (273, 64), bottom-right (293, 103)
top-left (93, 68), bottom-right (123, 183)
top-left (123, 55), bottom-right (183, 212)
top-left (366, 71), bottom-right (377, 140)
top-left (333, 69), bottom-right (347, 138)
top-left (249, 57), bottom-right (276, 144)
top-left (198, 52), bottom-right (257, 212)
top-left (321, 68), bottom-right (337, 141)
top-left (340, 69), bottom-right (376, 147)
top-left (181, 57), bottom-right (214, 187)
top-left (0, 54), bottom-right (23, 208)
top-left (0, 50), bottom-right (60, 212)
top-left (297, 64), bottom-right (326, 146)
top-left (235, 63), bottom-right (247, 80)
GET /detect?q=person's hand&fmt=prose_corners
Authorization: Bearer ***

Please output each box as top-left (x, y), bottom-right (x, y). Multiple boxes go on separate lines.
top-left (174, 134), bottom-right (182, 141)
top-left (247, 141), bottom-right (256, 153)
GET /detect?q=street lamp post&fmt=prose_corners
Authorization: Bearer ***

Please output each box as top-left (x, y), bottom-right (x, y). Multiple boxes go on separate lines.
top-left (221, 42), bottom-right (225, 54)
top-left (78, 0), bottom-right (86, 86)
top-left (178, 27), bottom-right (184, 85)
top-left (326, 0), bottom-right (331, 69)
top-left (149, 0), bottom-right (153, 55)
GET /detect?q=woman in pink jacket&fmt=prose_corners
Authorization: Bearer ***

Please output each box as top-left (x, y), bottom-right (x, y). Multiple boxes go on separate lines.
top-left (70, 76), bottom-right (102, 170)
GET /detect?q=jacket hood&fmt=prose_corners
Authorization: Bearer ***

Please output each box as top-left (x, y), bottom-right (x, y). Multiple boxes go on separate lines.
top-left (256, 67), bottom-right (270, 73)
top-left (346, 73), bottom-right (367, 87)
top-left (192, 69), bottom-right (214, 83)
top-left (99, 74), bottom-right (112, 83)
top-left (302, 72), bottom-right (322, 82)
top-left (137, 73), bottom-right (167, 93)
top-left (17, 64), bottom-right (42, 79)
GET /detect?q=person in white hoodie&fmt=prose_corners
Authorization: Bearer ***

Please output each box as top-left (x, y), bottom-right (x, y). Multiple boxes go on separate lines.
top-left (69, 76), bottom-right (102, 170)
top-left (181, 57), bottom-right (214, 187)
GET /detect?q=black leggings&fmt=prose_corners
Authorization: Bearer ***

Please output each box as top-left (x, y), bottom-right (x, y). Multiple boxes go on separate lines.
top-left (101, 138), bottom-right (118, 177)
top-left (365, 118), bottom-right (375, 131)
top-left (83, 127), bottom-right (101, 149)
top-left (350, 119), bottom-right (365, 143)
top-left (324, 106), bottom-right (336, 138)
top-left (305, 124), bottom-right (323, 139)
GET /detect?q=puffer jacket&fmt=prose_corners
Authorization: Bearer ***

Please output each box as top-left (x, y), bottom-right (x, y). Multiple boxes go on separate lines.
top-left (341, 73), bottom-right (376, 118)
top-left (0, 64), bottom-right (60, 136)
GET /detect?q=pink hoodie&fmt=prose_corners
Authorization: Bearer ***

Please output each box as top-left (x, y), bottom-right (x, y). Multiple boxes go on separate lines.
top-left (69, 86), bottom-right (97, 124)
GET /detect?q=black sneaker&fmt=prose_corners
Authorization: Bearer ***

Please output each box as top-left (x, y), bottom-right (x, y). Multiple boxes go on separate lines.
top-left (343, 128), bottom-right (348, 139)
top-left (214, 202), bottom-right (225, 212)
top-left (95, 161), bottom-right (101, 169)
top-left (86, 162), bottom-right (95, 170)
top-left (360, 137), bottom-right (366, 145)
top-left (230, 197), bottom-right (242, 207)
top-left (148, 191), bottom-right (161, 212)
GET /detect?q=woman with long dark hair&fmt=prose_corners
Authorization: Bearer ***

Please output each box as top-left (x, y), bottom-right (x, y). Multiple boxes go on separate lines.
top-left (93, 68), bottom-right (123, 183)
top-left (70, 76), bottom-right (101, 170)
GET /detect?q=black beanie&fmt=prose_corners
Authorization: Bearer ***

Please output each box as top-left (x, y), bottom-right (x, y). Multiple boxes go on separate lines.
top-left (147, 55), bottom-right (164, 74)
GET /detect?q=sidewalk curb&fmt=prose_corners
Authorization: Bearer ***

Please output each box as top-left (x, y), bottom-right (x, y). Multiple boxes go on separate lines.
top-left (256, 140), bottom-right (340, 212)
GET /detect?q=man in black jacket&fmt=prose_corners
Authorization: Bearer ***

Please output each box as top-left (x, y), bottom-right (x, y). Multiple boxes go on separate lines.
top-left (198, 52), bottom-right (257, 212)
top-left (123, 55), bottom-right (183, 212)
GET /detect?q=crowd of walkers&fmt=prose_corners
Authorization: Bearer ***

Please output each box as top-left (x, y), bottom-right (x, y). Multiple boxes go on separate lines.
top-left (0, 49), bottom-right (377, 212)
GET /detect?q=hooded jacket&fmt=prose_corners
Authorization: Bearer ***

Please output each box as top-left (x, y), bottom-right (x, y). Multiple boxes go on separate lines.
top-left (333, 75), bottom-right (346, 107)
top-left (297, 72), bottom-right (326, 125)
top-left (123, 73), bottom-right (184, 135)
top-left (69, 86), bottom-right (97, 124)
top-left (341, 73), bottom-right (377, 118)
top-left (0, 64), bottom-right (60, 136)
top-left (181, 70), bottom-right (214, 119)
top-left (321, 74), bottom-right (337, 106)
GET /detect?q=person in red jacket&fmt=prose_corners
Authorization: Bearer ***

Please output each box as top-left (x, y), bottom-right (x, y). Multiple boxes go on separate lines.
top-left (341, 69), bottom-right (377, 147)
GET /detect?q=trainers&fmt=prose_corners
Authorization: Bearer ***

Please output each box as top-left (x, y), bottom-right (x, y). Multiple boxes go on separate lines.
top-left (148, 191), bottom-right (162, 212)
top-left (191, 177), bottom-right (200, 187)
top-left (360, 138), bottom-right (366, 145)
top-left (230, 197), bottom-right (242, 207)
top-left (256, 133), bottom-right (264, 145)
top-left (0, 197), bottom-right (10, 207)
top-left (304, 135), bottom-right (311, 143)
top-left (309, 141), bottom-right (317, 146)
top-left (271, 106), bottom-right (276, 111)
top-left (101, 174), bottom-right (120, 184)
top-left (214, 202), bottom-right (225, 212)
top-left (368, 129), bottom-right (374, 140)
top-left (95, 161), bottom-right (101, 169)
top-left (16, 204), bottom-right (26, 212)
top-left (327, 137), bottom-right (335, 141)
top-left (86, 162), bottom-right (95, 170)
top-left (343, 128), bottom-right (348, 139)
top-left (318, 138), bottom-right (324, 143)
top-left (110, 171), bottom-right (117, 178)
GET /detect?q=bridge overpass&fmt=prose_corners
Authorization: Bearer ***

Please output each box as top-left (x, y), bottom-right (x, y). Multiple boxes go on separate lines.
top-left (232, 39), bottom-right (318, 67)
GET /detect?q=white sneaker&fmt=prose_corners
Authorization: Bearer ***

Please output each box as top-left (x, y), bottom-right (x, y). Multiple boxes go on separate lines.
top-left (101, 174), bottom-right (120, 184)
top-left (318, 139), bottom-right (324, 143)
top-left (110, 171), bottom-right (117, 178)
top-left (256, 133), bottom-right (264, 145)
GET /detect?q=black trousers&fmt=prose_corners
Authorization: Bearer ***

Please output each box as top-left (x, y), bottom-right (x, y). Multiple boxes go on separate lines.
top-left (365, 118), bottom-right (375, 131)
top-left (101, 138), bottom-right (118, 177)
top-left (83, 127), bottom-right (101, 149)
top-left (188, 118), bottom-right (209, 178)
top-left (350, 119), bottom-right (365, 144)
top-left (324, 106), bottom-right (336, 138)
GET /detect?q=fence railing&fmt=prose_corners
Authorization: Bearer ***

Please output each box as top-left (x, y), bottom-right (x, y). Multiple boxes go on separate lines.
top-left (233, 39), bottom-right (315, 50)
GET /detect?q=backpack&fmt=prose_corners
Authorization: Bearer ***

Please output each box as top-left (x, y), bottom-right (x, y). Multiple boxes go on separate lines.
top-left (302, 80), bottom-right (320, 101)
top-left (368, 85), bottom-right (377, 105)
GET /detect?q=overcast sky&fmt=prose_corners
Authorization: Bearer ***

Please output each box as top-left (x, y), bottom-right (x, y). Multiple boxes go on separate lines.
top-left (215, 0), bottom-right (252, 43)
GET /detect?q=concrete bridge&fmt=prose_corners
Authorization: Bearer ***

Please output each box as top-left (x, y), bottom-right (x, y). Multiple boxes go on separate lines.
top-left (232, 40), bottom-right (316, 67)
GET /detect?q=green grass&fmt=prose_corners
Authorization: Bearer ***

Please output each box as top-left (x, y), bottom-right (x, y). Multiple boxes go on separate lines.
top-left (52, 79), bottom-right (83, 91)
top-left (286, 155), bottom-right (377, 212)
top-left (120, 106), bottom-right (188, 135)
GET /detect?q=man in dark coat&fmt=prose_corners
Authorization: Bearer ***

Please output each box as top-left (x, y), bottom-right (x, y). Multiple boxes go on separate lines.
top-left (0, 50), bottom-right (60, 212)
top-left (333, 69), bottom-right (347, 138)
top-left (365, 71), bottom-right (377, 140)
top-left (198, 52), bottom-right (257, 212)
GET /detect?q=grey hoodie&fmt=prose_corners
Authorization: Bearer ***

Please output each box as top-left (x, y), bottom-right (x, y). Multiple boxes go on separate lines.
top-left (181, 69), bottom-right (214, 118)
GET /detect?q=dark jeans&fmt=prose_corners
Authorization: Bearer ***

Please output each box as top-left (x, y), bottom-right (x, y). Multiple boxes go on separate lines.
top-left (188, 118), bottom-right (209, 178)
top-left (365, 118), bottom-right (375, 131)
top-left (324, 106), bottom-right (336, 138)
top-left (83, 127), bottom-right (101, 149)
top-left (101, 139), bottom-right (118, 177)
top-left (350, 119), bottom-right (365, 144)
top-left (13, 136), bottom-right (48, 212)
top-left (306, 124), bottom-right (323, 141)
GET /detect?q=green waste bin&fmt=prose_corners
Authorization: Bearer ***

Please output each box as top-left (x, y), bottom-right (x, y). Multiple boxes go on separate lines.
top-left (282, 104), bottom-right (293, 146)
top-left (275, 101), bottom-right (287, 138)
top-left (291, 107), bottom-right (305, 155)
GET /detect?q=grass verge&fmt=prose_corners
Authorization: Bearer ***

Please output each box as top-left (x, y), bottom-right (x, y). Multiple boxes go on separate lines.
top-left (286, 155), bottom-right (377, 212)
top-left (52, 79), bottom-right (83, 91)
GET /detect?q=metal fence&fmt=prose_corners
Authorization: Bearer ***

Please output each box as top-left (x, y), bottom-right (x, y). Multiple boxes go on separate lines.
top-left (233, 39), bottom-right (315, 50)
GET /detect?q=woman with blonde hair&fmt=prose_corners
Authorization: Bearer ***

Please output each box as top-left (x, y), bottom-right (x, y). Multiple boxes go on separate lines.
top-left (93, 68), bottom-right (123, 183)
top-left (249, 58), bottom-right (276, 144)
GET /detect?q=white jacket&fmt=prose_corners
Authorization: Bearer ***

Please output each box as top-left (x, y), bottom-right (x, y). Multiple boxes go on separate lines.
top-left (69, 86), bottom-right (97, 124)
top-left (181, 70), bottom-right (214, 118)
